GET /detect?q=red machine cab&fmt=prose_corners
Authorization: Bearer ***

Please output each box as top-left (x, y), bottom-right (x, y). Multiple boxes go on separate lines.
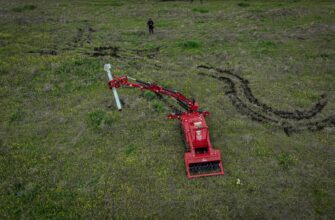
top-left (181, 112), bottom-right (224, 178)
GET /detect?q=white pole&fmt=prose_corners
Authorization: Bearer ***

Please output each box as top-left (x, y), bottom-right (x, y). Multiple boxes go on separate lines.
top-left (104, 64), bottom-right (122, 111)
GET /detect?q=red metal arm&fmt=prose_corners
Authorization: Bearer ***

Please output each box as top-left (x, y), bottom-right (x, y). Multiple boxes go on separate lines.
top-left (108, 75), bottom-right (202, 114)
top-left (107, 74), bottom-right (223, 178)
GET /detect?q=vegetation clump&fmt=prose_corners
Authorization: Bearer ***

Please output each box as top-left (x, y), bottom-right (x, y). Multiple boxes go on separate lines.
top-left (88, 109), bottom-right (120, 128)
top-left (237, 2), bottom-right (250, 7)
top-left (12, 5), bottom-right (37, 12)
top-left (192, 8), bottom-right (209, 13)
top-left (179, 40), bottom-right (201, 49)
top-left (278, 153), bottom-right (296, 170)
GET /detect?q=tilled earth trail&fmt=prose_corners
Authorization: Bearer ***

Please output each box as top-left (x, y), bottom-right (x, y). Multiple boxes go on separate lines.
top-left (197, 65), bottom-right (335, 135)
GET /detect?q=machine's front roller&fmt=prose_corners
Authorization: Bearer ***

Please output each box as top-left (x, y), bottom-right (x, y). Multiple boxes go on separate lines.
top-left (185, 152), bottom-right (224, 178)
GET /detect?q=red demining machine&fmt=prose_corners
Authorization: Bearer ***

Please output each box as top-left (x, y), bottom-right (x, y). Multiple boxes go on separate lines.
top-left (104, 64), bottom-right (224, 178)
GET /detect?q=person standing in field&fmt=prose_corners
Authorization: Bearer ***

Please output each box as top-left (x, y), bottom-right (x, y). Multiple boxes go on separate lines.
top-left (147, 18), bottom-right (154, 34)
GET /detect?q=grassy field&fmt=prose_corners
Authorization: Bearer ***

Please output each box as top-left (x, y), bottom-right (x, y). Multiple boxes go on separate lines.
top-left (1, 0), bottom-right (334, 219)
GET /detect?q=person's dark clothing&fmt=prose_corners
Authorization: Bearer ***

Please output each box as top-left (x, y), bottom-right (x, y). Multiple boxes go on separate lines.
top-left (147, 19), bottom-right (154, 34)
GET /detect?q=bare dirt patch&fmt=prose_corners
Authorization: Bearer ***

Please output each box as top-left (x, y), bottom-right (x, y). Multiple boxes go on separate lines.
top-left (73, 25), bottom-right (96, 46)
top-left (28, 50), bottom-right (58, 56)
top-left (87, 46), bottom-right (160, 59)
top-left (132, 47), bottom-right (160, 59)
top-left (90, 46), bottom-right (120, 57)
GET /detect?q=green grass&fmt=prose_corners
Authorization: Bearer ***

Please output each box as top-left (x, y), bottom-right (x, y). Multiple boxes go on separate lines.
top-left (142, 90), bottom-right (157, 101)
top-left (151, 100), bottom-right (165, 113)
top-left (88, 109), bottom-right (106, 128)
top-left (125, 144), bottom-right (136, 156)
top-left (193, 8), bottom-right (210, 13)
top-left (12, 4), bottom-right (37, 12)
top-left (88, 109), bottom-right (120, 129)
top-left (9, 110), bottom-right (25, 123)
top-left (277, 153), bottom-right (296, 170)
top-left (179, 40), bottom-right (201, 49)
top-left (237, 2), bottom-right (250, 8)
top-left (0, 0), bottom-right (334, 219)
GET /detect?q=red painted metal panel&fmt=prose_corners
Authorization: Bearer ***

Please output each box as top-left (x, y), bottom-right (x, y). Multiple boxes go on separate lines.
top-left (108, 74), bottom-right (224, 178)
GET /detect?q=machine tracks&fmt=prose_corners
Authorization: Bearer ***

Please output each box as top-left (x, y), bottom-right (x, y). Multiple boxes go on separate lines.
top-left (197, 65), bottom-right (335, 135)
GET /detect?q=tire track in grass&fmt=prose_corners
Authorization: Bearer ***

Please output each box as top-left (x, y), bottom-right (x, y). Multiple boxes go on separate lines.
top-left (87, 46), bottom-right (160, 59)
top-left (197, 65), bottom-right (335, 134)
top-left (197, 72), bottom-right (280, 124)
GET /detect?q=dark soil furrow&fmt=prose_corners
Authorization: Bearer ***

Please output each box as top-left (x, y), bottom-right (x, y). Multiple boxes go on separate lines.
top-left (87, 46), bottom-right (160, 59)
top-left (284, 114), bottom-right (335, 135)
top-left (198, 65), bottom-right (327, 121)
top-left (197, 69), bottom-right (335, 134)
top-left (89, 46), bottom-right (121, 57)
top-left (73, 25), bottom-right (95, 47)
top-left (131, 47), bottom-right (160, 59)
top-left (240, 83), bottom-right (328, 120)
top-left (27, 50), bottom-right (58, 56)
top-left (198, 72), bottom-right (279, 124)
